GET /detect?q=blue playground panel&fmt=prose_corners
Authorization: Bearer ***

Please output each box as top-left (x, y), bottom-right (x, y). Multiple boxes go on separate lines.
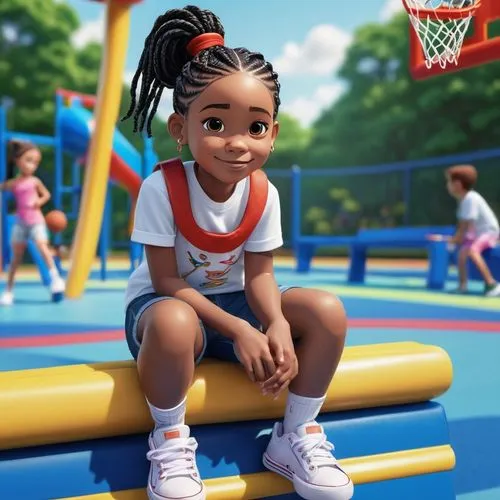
top-left (0, 402), bottom-right (452, 500)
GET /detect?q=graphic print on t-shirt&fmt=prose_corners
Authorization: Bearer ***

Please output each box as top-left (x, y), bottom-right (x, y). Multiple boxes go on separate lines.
top-left (181, 251), bottom-right (239, 290)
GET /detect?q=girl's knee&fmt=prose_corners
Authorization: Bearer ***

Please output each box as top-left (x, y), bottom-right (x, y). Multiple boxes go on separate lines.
top-left (310, 292), bottom-right (347, 341)
top-left (141, 299), bottom-right (200, 352)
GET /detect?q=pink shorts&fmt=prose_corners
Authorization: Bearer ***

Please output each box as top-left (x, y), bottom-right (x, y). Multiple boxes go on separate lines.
top-left (462, 232), bottom-right (499, 254)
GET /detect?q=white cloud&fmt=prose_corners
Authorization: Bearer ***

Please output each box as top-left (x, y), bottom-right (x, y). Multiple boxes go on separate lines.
top-left (281, 83), bottom-right (345, 127)
top-left (72, 14), bottom-right (104, 48)
top-left (380, 0), bottom-right (405, 21)
top-left (272, 24), bottom-right (352, 76)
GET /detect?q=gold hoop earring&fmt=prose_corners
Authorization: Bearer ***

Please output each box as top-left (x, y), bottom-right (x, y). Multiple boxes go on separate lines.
top-left (177, 138), bottom-right (183, 154)
top-left (270, 144), bottom-right (275, 153)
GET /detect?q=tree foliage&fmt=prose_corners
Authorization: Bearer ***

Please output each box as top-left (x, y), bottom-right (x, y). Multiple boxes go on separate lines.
top-left (308, 13), bottom-right (500, 167)
top-left (0, 0), bottom-right (102, 133)
top-left (2, 3), bottom-right (499, 245)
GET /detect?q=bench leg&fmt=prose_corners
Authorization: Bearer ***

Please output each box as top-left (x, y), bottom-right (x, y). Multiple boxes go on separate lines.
top-left (427, 241), bottom-right (449, 290)
top-left (296, 244), bottom-right (315, 273)
top-left (348, 245), bottom-right (366, 283)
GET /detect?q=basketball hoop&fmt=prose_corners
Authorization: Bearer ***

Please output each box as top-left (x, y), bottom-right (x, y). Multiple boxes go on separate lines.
top-left (403, 0), bottom-right (481, 69)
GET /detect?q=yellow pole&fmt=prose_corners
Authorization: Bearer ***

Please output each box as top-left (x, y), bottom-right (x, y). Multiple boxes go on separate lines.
top-left (65, 0), bottom-right (132, 298)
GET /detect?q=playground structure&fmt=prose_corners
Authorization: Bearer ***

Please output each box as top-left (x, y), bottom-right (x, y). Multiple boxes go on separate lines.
top-left (0, 90), bottom-right (152, 283)
top-left (3, 0), bottom-right (500, 498)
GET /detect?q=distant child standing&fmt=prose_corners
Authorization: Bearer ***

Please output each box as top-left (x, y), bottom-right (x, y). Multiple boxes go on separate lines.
top-left (445, 165), bottom-right (500, 296)
top-left (0, 140), bottom-right (65, 306)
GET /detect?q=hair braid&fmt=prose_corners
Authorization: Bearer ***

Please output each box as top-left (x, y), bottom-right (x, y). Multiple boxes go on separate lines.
top-left (122, 5), bottom-right (281, 137)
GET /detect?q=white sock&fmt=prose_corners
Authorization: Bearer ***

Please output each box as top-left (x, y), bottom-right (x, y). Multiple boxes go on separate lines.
top-left (49, 267), bottom-right (59, 278)
top-left (283, 392), bottom-right (326, 434)
top-left (147, 397), bottom-right (186, 428)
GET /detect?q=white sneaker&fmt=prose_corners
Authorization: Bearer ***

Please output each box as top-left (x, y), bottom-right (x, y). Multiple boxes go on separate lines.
top-left (0, 291), bottom-right (13, 306)
top-left (50, 277), bottom-right (65, 294)
top-left (485, 282), bottom-right (500, 297)
top-left (146, 424), bottom-right (205, 500)
top-left (263, 422), bottom-right (353, 500)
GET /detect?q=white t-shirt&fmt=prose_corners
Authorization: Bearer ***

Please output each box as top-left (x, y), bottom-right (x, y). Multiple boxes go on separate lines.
top-left (124, 161), bottom-right (283, 307)
top-left (457, 190), bottom-right (499, 237)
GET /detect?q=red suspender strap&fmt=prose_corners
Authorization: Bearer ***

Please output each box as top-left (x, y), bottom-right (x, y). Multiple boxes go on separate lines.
top-left (154, 158), bottom-right (269, 253)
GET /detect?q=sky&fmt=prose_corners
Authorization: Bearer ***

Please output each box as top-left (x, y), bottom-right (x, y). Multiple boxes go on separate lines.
top-left (66, 0), bottom-right (406, 127)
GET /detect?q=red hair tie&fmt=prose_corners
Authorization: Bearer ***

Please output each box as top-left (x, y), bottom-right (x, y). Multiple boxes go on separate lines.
top-left (187, 33), bottom-right (224, 57)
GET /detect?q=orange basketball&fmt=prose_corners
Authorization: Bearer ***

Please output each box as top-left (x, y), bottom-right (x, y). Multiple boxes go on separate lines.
top-left (45, 210), bottom-right (68, 234)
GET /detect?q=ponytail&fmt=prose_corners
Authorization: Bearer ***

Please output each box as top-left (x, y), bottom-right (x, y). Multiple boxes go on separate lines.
top-left (5, 139), bottom-right (37, 180)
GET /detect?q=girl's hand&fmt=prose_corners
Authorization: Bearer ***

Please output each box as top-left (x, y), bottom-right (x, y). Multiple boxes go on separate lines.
top-left (427, 233), bottom-right (445, 241)
top-left (261, 319), bottom-right (298, 398)
top-left (233, 321), bottom-right (276, 383)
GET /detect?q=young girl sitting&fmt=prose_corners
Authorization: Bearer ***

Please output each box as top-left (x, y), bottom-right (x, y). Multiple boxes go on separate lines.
top-left (445, 165), bottom-right (500, 296)
top-left (0, 140), bottom-right (65, 305)
top-left (123, 6), bottom-right (353, 500)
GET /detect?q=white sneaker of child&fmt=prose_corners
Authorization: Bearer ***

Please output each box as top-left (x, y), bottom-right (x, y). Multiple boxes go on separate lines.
top-left (0, 291), bottom-right (14, 306)
top-left (146, 424), bottom-right (205, 500)
top-left (263, 421), bottom-right (353, 500)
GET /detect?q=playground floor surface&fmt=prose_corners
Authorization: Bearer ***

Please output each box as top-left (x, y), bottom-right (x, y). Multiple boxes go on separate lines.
top-left (1, 256), bottom-right (499, 500)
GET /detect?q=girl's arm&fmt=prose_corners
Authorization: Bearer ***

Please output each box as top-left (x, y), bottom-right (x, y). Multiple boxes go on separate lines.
top-left (146, 244), bottom-right (244, 339)
top-left (450, 220), bottom-right (471, 244)
top-left (244, 250), bottom-right (287, 330)
top-left (34, 178), bottom-right (51, 207)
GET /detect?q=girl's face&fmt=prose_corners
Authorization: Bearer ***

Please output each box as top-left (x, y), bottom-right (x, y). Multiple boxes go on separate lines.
top-left (170, 72), bottom-right (279, 185)
top-left (16, 148), bottom-right (41, 176)
top-left (446, 174), bottom-right (461, 198)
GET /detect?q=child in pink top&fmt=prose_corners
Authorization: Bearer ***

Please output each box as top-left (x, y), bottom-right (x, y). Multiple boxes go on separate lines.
top-left (0, 140), bottom-right (65, 305)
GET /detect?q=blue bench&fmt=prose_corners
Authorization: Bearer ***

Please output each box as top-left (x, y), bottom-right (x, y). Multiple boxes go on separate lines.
top-left (294, 226), bottom-right (456, 290)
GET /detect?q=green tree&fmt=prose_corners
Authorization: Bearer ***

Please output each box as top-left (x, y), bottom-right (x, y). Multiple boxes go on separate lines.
top-left (308, 13), bottom-right (500, 167)
top-left (0, 0), bottom-right (101, 134)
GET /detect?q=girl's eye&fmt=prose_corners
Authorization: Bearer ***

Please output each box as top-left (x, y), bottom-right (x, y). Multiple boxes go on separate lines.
top-left (249, 121), bottom-right (269, 136)
top-left (202, 118), bottom-right (224, 132)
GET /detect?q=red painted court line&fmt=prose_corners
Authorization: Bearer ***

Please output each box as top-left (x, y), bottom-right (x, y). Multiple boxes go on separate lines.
top-left (1, 319), bottom-right (500, 348)
top-left (349, 319), bottom-right (500, 332)
top-left (0, 330), bottom-right (124, 348)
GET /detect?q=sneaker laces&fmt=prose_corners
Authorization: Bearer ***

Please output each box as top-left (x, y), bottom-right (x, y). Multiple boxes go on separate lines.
top-left (293, 433), bottom-right (338, 471)
top-left (147, 437), bottom-right (199, 480)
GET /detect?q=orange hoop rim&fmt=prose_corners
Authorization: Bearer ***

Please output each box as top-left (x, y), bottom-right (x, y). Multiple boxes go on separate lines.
top-left (402, 0), bottom-right (481, 19)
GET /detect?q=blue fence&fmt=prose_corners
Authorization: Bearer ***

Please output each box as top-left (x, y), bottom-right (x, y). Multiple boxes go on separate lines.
top-left (266, 147), bottom-right (500, 249)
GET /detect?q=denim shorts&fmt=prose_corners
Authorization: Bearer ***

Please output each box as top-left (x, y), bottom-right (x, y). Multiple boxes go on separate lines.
top-left (11, 221), bottom-right (48, 244)
top-left (124, 285), bottom-right (296, 364)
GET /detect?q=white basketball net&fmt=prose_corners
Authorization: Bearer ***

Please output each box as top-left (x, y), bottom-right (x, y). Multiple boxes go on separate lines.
top-left (405, 0), bottom-right (476, 69)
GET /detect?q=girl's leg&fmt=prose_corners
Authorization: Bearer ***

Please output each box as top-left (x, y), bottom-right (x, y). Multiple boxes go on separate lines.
top-left (467, 235), bottom-right (499, 291)
top-left (281, 288), bottom-right (347, 426)
top-left (6, 243), bottom-right (27, 292)
top-left (35, 239), bottom-right (65, 294)
top-left (135, 298), bottom-right (206, 500)
top-left (468, 249), bottom-right (496, 286)
top-left (263, 288), bottom-right (353, 500)
top-left (1, 243), bottom-right (26, 306)
top-left (35, 240), bottom-right (58, 271)
top-left (136, 299), bottom-right (204, 407)
top-left (457, 245), bottom-right (469, 290)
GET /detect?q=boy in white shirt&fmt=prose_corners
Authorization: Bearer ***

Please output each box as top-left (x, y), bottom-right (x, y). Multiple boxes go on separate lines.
top-left (446, 165), bottom-right (500, 296)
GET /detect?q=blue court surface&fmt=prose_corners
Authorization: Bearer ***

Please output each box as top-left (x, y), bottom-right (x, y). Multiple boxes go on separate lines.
top-left (1, 260), bottom-right (499, 500)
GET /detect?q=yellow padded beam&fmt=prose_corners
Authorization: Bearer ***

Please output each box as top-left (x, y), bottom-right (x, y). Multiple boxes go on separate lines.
top-left (59, 445), bottom-right (455, 499)
top-left (0, 342), bottom-right (453, 450)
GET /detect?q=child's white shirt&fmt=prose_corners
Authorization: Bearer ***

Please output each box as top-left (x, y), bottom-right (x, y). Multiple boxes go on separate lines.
top-left (457, 190), bottom-right (499, 237)
top-left (125, 161), bottom-right (283, 308)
